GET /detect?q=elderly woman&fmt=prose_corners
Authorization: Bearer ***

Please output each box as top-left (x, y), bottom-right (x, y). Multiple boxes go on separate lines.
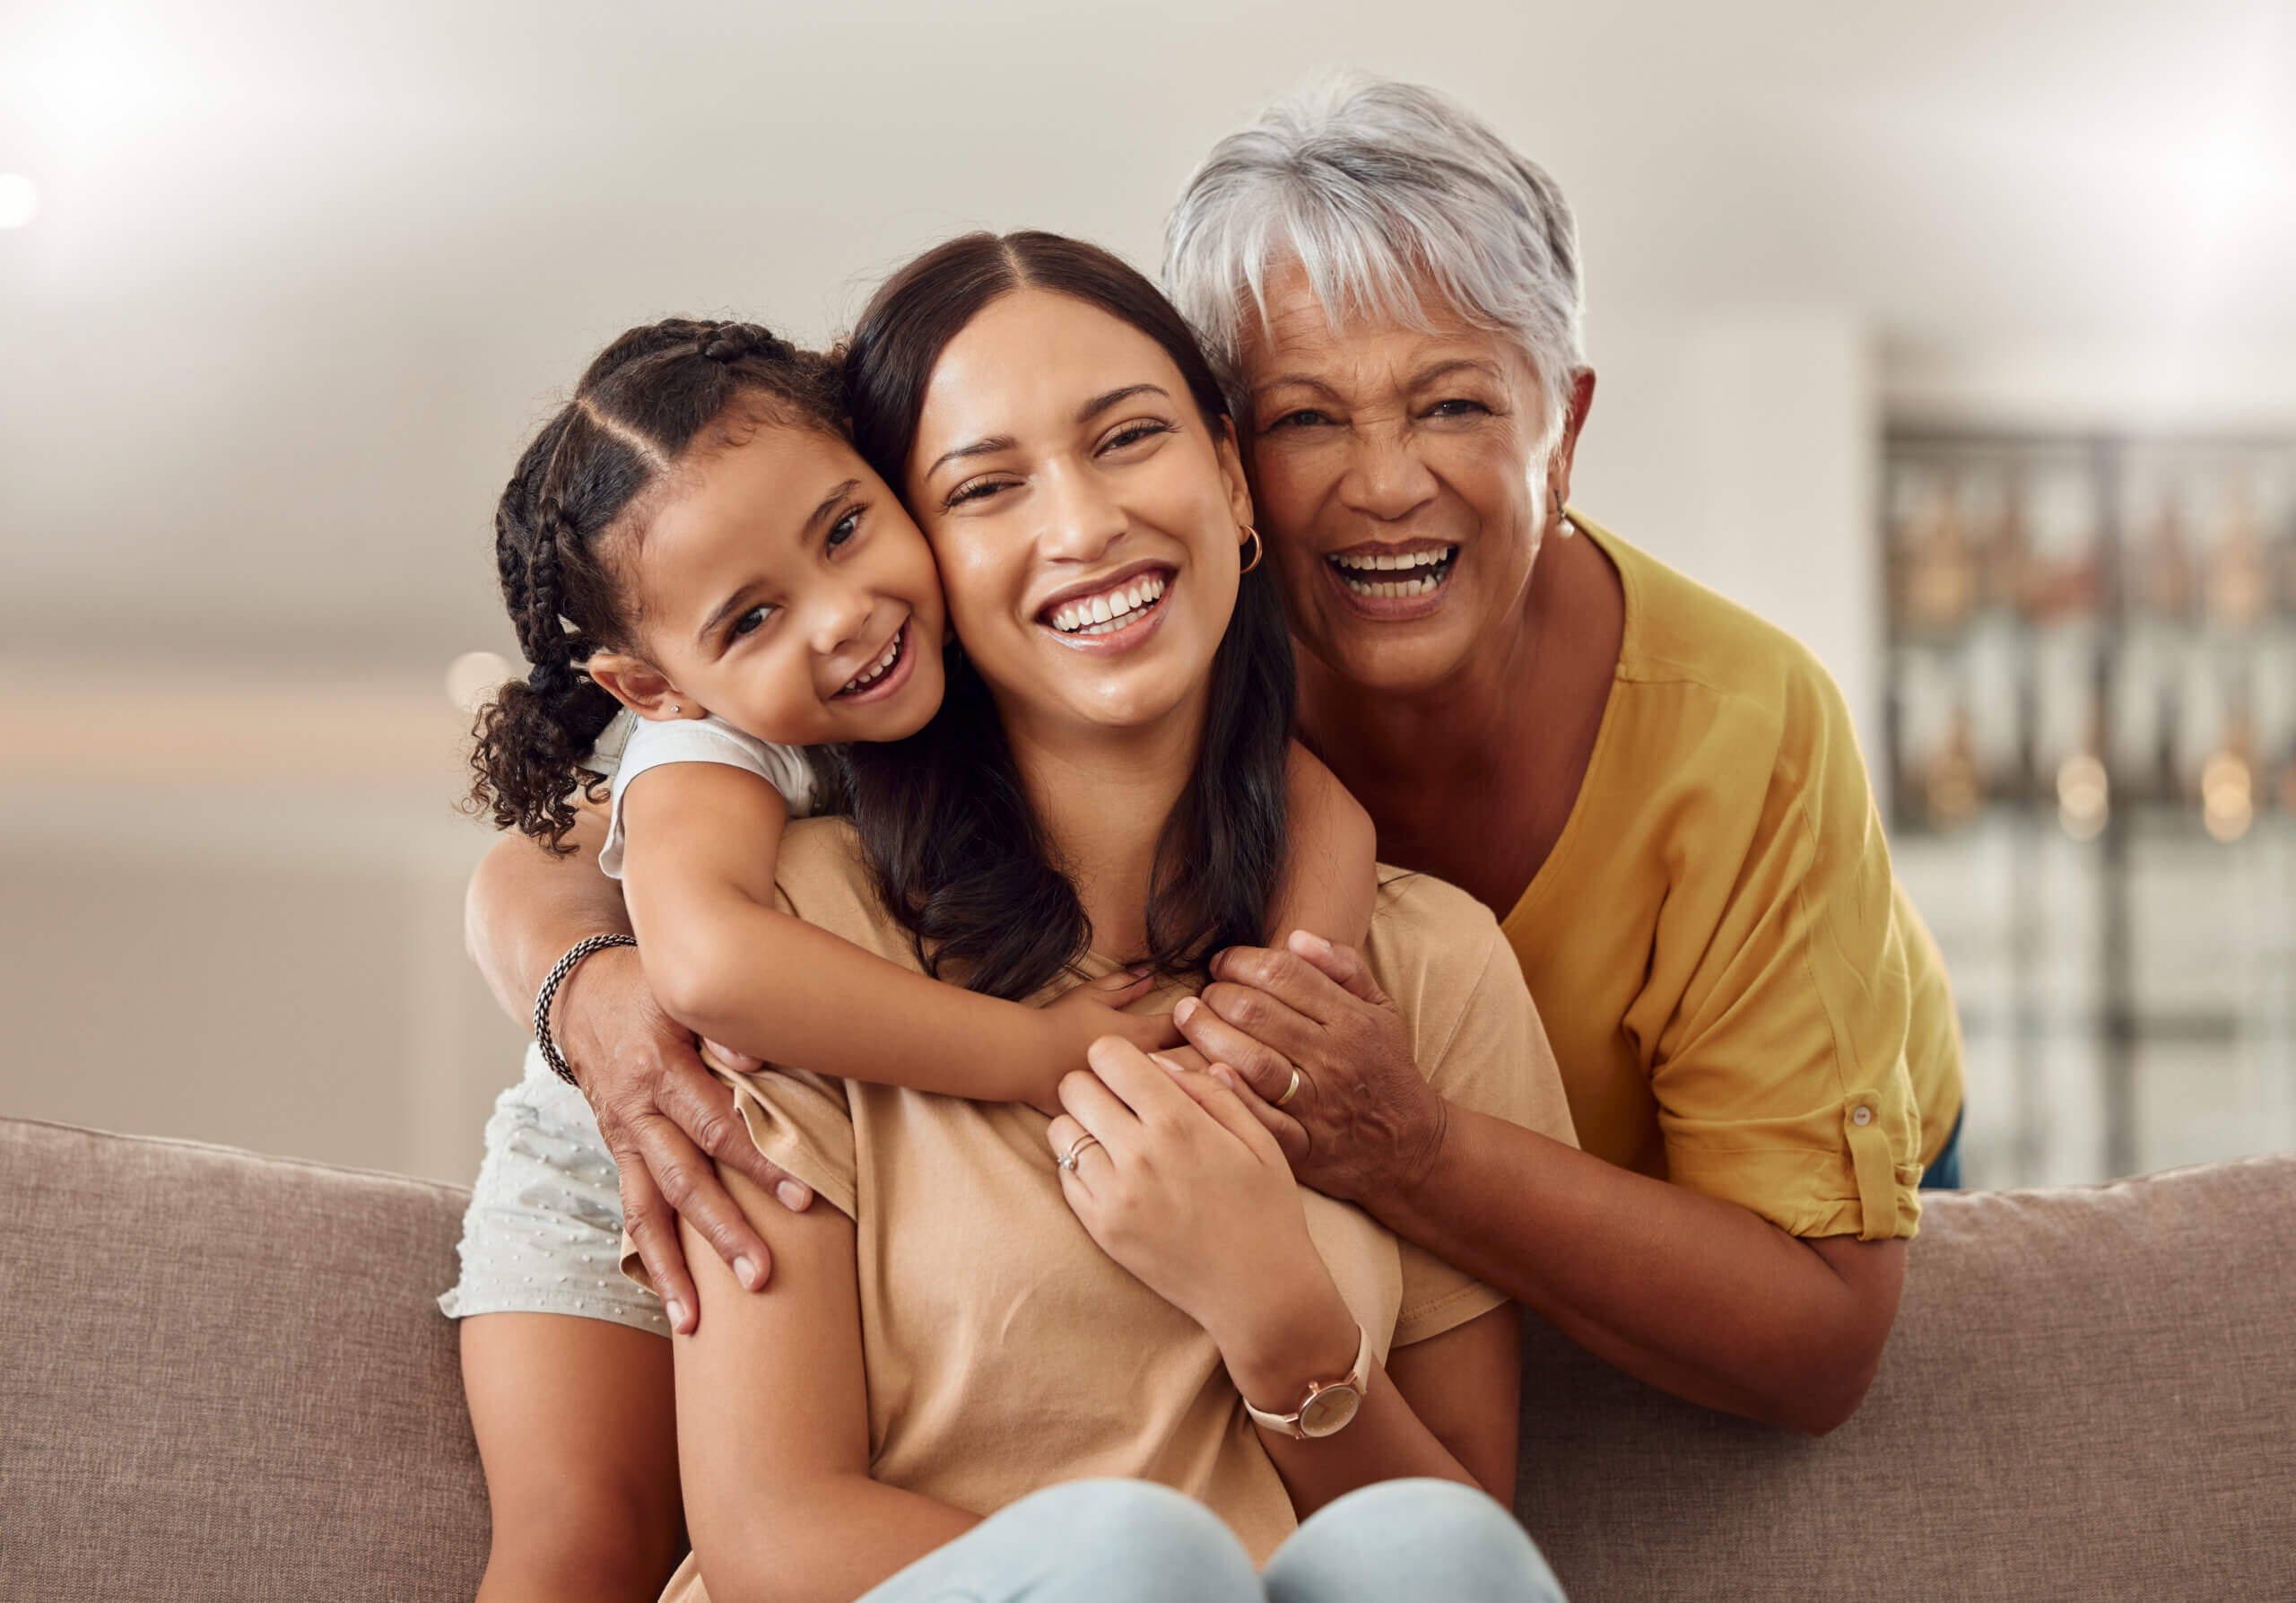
top-left (1151, 77), bottom-right (1964, 1433)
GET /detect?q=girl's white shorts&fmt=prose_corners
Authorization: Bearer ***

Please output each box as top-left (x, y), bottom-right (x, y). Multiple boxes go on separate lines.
top-left (434, 1047), bottom-right (667, 1337)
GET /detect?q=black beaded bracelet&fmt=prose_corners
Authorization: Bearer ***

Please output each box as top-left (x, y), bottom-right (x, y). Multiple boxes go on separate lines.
top-left (533, 933), bottom-right (638, 1087)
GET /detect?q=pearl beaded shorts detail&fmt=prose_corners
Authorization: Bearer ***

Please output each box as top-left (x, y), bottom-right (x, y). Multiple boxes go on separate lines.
top-left (435, 1046), bottom-right (667, 1337)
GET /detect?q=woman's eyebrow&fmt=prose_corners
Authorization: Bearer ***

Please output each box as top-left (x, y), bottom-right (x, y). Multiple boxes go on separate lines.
top-left (923, 435), bottom-right (1016, 482)
top-left (1250, 373), bottom-right (1342, 402)
top-left (1074, 383), bottom-right (1170, 423)
top-left (1410, 358), bottom-right (1502, 388)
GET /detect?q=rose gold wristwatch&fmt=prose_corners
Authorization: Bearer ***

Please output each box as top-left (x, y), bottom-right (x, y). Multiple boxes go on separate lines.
top-left (1242, 1323), bottom-right (1374, 1440)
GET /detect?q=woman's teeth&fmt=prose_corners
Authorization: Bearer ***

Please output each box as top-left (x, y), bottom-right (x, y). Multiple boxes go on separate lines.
top-left (1327, 546), bottom-right (1458, 598)
top-left (840, 627), bottom-right (902, 694)
top-left (1049, 573), bottom-right (1167, 636)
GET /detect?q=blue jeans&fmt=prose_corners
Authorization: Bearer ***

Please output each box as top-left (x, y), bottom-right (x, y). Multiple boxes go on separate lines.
top-left (857, 1478), bottom-right (1567, 1603)
top-left (1920, 1108), bottom-right (1966, 1191)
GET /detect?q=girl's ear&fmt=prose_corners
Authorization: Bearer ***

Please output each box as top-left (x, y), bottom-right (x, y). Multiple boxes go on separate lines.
top-left (1213, 417), bottom-right (1255, 534)
top-left (585, 651), bottom-right (700, 721)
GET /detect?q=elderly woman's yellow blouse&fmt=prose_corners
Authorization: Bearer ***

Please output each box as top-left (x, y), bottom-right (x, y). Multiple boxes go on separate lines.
top-left (1505, 513), bottom-right (1964, 1241)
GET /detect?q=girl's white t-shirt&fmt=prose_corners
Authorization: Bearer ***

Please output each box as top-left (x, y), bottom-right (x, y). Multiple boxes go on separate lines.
top-left (587, 710), bottom-right (817, 880)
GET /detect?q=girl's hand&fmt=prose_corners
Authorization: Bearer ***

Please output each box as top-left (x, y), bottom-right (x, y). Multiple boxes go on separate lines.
top-left (1045, 1038), bottom-right (1351, 1391)
top-left (1173, 932), bottom-right (1447, 1209)
top-left (1022, 970), bottom-right (1181, 1113)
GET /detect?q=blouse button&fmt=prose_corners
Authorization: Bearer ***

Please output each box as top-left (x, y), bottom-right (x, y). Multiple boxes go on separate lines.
top-left (1851, 1105), bottom-right (1874, 1127)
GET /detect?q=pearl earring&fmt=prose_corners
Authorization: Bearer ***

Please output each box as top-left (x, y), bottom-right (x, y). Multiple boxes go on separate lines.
top-left (669, 704), bottom-right (682, 715)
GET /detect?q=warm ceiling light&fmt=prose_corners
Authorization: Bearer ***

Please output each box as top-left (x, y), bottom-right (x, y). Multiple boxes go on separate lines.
top-left (0, 175), bottom-right (39, 230)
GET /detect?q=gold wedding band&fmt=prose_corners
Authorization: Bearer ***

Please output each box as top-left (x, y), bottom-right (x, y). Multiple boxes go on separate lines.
top-left (1274, 1067), bottom-right (1302, 1108)
top-left (1057, 1133), bottom-right (1103, 1173)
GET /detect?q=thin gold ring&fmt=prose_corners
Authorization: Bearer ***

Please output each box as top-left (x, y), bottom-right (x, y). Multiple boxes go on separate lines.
top-left (1057, 1133), bottom-right (1103, 1173)
top-left (1274, 1067), bottom-right (1302, 1108)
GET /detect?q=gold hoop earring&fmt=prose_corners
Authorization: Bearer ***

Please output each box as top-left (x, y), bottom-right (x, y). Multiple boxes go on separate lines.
top-left (1238, 524), bottom-right (1264, 575)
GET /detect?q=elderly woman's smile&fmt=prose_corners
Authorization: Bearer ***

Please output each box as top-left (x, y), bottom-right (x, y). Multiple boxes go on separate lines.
top-left (1321, 542), bottom-right (1457, 604)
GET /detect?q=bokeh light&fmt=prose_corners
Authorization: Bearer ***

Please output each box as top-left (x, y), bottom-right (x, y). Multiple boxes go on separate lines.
top-left (2200, 753), bottom-right (2253, 844)
top-left (2056, 754), bottom-right (2109, 841)
top-left (445, 650), bottom-right (514, 716)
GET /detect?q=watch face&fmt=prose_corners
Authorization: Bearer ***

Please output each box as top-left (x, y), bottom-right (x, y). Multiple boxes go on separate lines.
top-left (1298, 1382), bottom-right (1362, 1439)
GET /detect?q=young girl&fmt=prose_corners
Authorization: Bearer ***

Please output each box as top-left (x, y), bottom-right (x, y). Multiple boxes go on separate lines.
top-left (446, 316), bottom-right (1375, 1602)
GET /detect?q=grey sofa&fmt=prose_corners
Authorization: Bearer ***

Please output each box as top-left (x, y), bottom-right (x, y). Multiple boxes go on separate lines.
top-left (4, 1114), bottom-right (2292, 1601)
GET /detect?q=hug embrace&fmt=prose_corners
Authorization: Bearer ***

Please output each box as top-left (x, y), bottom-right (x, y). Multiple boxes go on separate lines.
top-left (441, 75), bottom-right (1965, 1603)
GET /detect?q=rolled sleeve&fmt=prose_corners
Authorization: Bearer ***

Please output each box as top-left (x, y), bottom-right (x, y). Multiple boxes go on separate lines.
top-left (1660, 1092), bottom-right (1924, 1241)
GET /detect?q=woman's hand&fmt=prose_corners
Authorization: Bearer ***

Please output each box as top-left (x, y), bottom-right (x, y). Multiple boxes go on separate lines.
top-left (1045, 1038), bottom-right (1352, 1393)
top-left (1171, 931), bottom-right (1448, 1210)
top-left (554, 945), bottom-right (816, 1336)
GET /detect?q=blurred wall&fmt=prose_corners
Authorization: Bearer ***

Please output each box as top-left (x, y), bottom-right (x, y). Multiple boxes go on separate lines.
top-left (0, 675), bottom-right (525, 1182)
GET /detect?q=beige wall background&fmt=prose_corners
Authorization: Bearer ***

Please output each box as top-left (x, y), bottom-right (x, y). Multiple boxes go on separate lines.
top-left (4, 0), bottom-right (2293, 1183)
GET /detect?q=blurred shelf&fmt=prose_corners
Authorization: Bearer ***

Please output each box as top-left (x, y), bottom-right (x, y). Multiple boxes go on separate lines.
top-left (1882, 430), bottom-right (2296, 1188)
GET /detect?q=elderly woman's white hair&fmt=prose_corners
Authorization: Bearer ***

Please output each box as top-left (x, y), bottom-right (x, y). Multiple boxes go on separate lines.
top-left (1164, 74), bottom-right (1585, 446)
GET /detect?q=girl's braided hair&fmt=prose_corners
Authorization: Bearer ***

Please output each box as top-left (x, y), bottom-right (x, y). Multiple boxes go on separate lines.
top-left (470, 318), bottom-right (842, 850)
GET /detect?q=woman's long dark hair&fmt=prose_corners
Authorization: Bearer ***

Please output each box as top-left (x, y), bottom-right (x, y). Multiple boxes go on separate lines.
top-left (840, 231), bottom-right (1295, 1001)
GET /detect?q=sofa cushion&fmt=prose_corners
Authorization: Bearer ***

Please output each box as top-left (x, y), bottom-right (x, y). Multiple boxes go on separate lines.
top-left (6, 1116), bottom-right (2293, 1601)
top-left (1514, 1152), bottom-right (2296, 1601)
top-left (1, 1117), bottom-right (487, 1602)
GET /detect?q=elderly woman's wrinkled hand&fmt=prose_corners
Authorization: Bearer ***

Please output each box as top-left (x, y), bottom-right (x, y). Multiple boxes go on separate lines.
top-left (1172, 933), bottom-right (1449, 1209)
top-left (557, 945), bottom-right (815, 1336)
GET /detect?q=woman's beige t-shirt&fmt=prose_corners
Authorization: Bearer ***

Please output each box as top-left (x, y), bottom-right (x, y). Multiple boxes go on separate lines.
top-left (641, 819), bottom-right (1575, 1581)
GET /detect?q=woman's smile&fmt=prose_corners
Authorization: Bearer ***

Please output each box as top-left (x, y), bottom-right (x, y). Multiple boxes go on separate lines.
top-left (1039, 562), bottom-right (1176, 651)
top-left (1321, 541), bottom-right (1461, 618)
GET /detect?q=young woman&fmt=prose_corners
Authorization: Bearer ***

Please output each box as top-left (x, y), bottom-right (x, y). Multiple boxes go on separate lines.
top-left (651, 232), bottom-right (1575, 1600)
top-left (441, 318), bottom-right (1374, 1599)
